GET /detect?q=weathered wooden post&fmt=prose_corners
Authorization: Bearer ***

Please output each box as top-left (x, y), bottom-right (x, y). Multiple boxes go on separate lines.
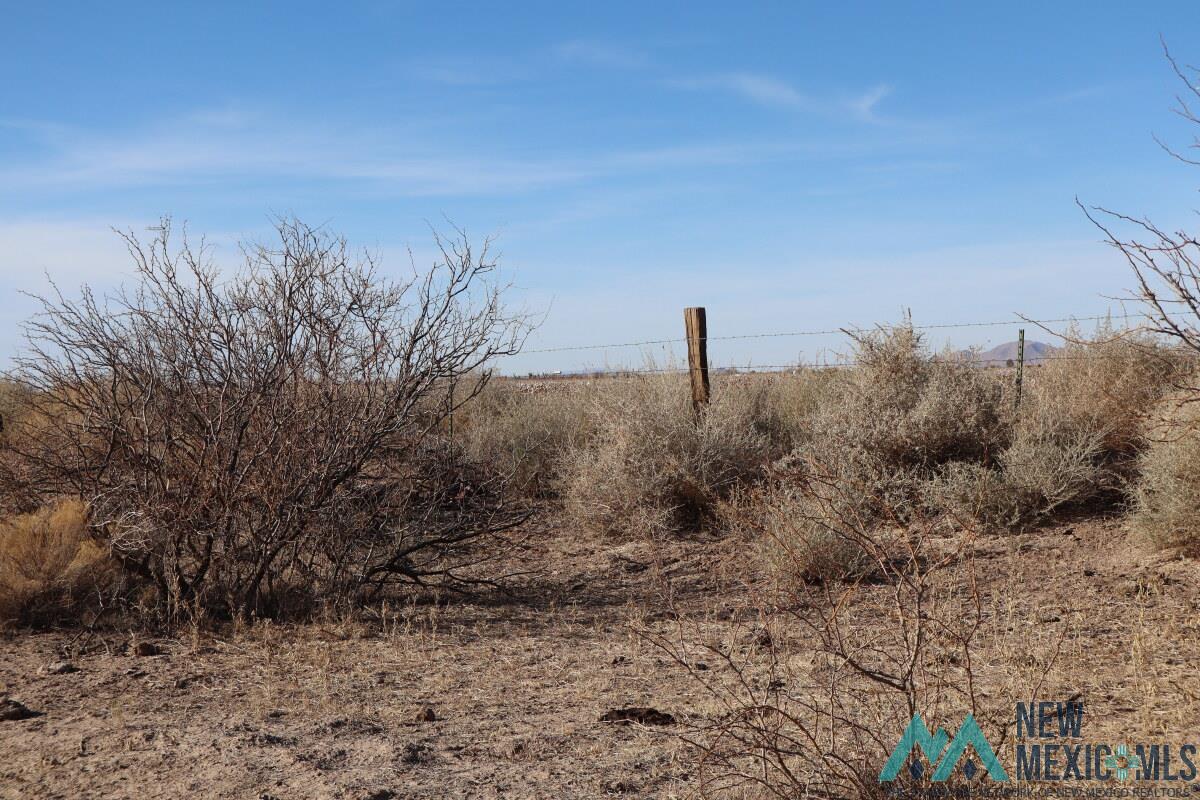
top-left (684, 307), bottom-right (710, 414)
top-left (1014, 328), bottom-right (1025, 409)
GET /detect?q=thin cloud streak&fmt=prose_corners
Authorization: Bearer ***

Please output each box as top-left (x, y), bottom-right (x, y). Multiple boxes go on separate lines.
top-left (664, 71), bottom-right (895, 123)
top-left (552, 40), bottom-right (649, 69)
top-left (665, 72), bottom-right (819, 110)
top-left (0, 110), bottom-right (941, 197)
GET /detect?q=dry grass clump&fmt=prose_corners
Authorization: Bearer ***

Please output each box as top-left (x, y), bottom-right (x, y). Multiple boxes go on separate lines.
top-left (1026, 326), bottom-right (1185, 475)
top-left (458, 379), bottom-right (591, 497)
top-left (730, 462), bottom-right (875, 585)
top-left (806, 326), bottom-right (1009, 492)
top-left (751, 324), bottom-right (1184, 582)
top-left (726, 369), bottom-right (839, 450)
top-left (732, 326), bottom-right (1011, 583)
top-left (931, 328), bottom-right (1185, 531)
top-left (0, 499), bottom-right (114, 627)
top-left (930, 406), bottom-right (1107, 530)
top-left (1134, 386), bottom-right (1200, 554)
top-left (559, 373), bottom-right (776, 538)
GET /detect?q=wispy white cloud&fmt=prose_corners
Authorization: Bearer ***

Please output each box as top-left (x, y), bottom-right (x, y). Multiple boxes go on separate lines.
top-left (0, 217), bottom-right (255, 288)
top-left (0, 219), bottom-right (136, 286)
top-left (847, 84), bottom-right (892, 121)
top-left (552, 40), bottom-right (648, 69)
top-left (665, 72), bottom-right (895, 124)
top-left (408, 58), bottom-right (529, 87)
top-left (0, 113), bottom-right (588, 196)
top-left (666, 72), bottom-right (817, 110)
top-left (0, 110), bottom-right (904, 198)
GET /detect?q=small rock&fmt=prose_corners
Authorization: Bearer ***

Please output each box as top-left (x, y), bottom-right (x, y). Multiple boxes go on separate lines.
top-left (46, 661), bottom-right (78, 675)
top-left (401, 741), bottom-right (434, 765)
top-left (133, 641), bottom-right (163, 657)
top-left (364, 791), bottom-right (396, 800)
top-left (693, 662), bottom-right (709, 671)
top-left (414, 706), bottom-right (437, 723)
top-left (0, 698), bottom-right (42, 721)
top-left (599, 707), bottom-right (676, 726)
top-left (603, 779), bottom-right (641, 794)
top-left (248, 732), bottom-right (297, 747)
top-left (321, 717), bottom-right (383, 736)
top-left (751, 629), bottom-right (773, 649)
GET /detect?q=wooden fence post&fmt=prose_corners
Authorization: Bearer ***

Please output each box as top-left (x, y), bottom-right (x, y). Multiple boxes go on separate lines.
top-left (1014, 328), bottom-right (1025, 409)
top-left (684, 307), bottom-right (710, 413)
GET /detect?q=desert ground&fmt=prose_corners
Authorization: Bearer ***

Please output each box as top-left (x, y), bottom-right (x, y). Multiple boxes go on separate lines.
top-left (4, 507), bottom-right (1199, 799)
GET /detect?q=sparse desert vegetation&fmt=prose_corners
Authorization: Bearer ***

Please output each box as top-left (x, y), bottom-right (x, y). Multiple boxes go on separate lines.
top-left (5, 235), bottom-right (1200, 797)
top-left (8, 16), bottom-right (1200, 800)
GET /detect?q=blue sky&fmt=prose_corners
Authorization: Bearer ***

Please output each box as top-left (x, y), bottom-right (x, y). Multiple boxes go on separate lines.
top-left (3, 2), bottom-right (1200, 372)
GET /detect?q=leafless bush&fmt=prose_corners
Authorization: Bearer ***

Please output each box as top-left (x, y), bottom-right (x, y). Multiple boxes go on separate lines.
top-left (1080, 46), bottom-right (1200, 361)
top-left (646, 483), bottom-right (1015, 798)
top-left (0, 381), bottom-right (36, 514)
top-left (5, 217), bottom-right (530, 621)
top-left (1073, 43), bottom-right (1200, 556)
top-left (559, 372), bottom-right (776, 538)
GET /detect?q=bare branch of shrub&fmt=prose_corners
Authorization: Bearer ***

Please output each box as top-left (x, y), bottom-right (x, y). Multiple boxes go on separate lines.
top-left (5, 216), bottom-right (532, 621)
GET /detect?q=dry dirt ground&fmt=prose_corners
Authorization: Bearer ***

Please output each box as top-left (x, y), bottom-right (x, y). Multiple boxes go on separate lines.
top-left (3, 515), bottom-right (1200, 799)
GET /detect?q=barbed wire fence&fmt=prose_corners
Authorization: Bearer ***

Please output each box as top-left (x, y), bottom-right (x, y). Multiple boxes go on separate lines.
top-left (502, 311), bottom-right (1185, 379)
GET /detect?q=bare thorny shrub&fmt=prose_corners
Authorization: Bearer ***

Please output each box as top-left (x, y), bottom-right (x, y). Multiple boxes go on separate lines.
top-left (2, 218), bottom-right (531, 622)
top-left (646, 475), bottom-right (1066, 799)
top-left (1078, 44), bottom-right (1200, 554)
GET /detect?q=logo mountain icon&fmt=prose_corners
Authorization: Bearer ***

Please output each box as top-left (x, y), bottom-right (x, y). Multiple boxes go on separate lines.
top-left (879, 713), bottom-right (1009, 783)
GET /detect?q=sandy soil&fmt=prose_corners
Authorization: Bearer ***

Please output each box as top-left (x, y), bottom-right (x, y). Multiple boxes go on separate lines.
top-left (2, 515), bottom-right (1199, 799)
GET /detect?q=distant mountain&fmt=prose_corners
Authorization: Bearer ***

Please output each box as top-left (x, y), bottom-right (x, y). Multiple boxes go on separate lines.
top-left (970, 340), bottom-right (1058, 366)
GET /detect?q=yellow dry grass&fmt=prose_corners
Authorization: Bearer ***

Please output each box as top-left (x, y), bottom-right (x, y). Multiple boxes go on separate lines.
top-left (0, 498), bottom-right (110, 627)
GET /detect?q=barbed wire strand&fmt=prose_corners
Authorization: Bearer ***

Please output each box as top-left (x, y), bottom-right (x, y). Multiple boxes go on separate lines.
top-left (517, 312), bottom-right (1162, 355)
top-left (504, 351), bottom-right (1196, 378)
